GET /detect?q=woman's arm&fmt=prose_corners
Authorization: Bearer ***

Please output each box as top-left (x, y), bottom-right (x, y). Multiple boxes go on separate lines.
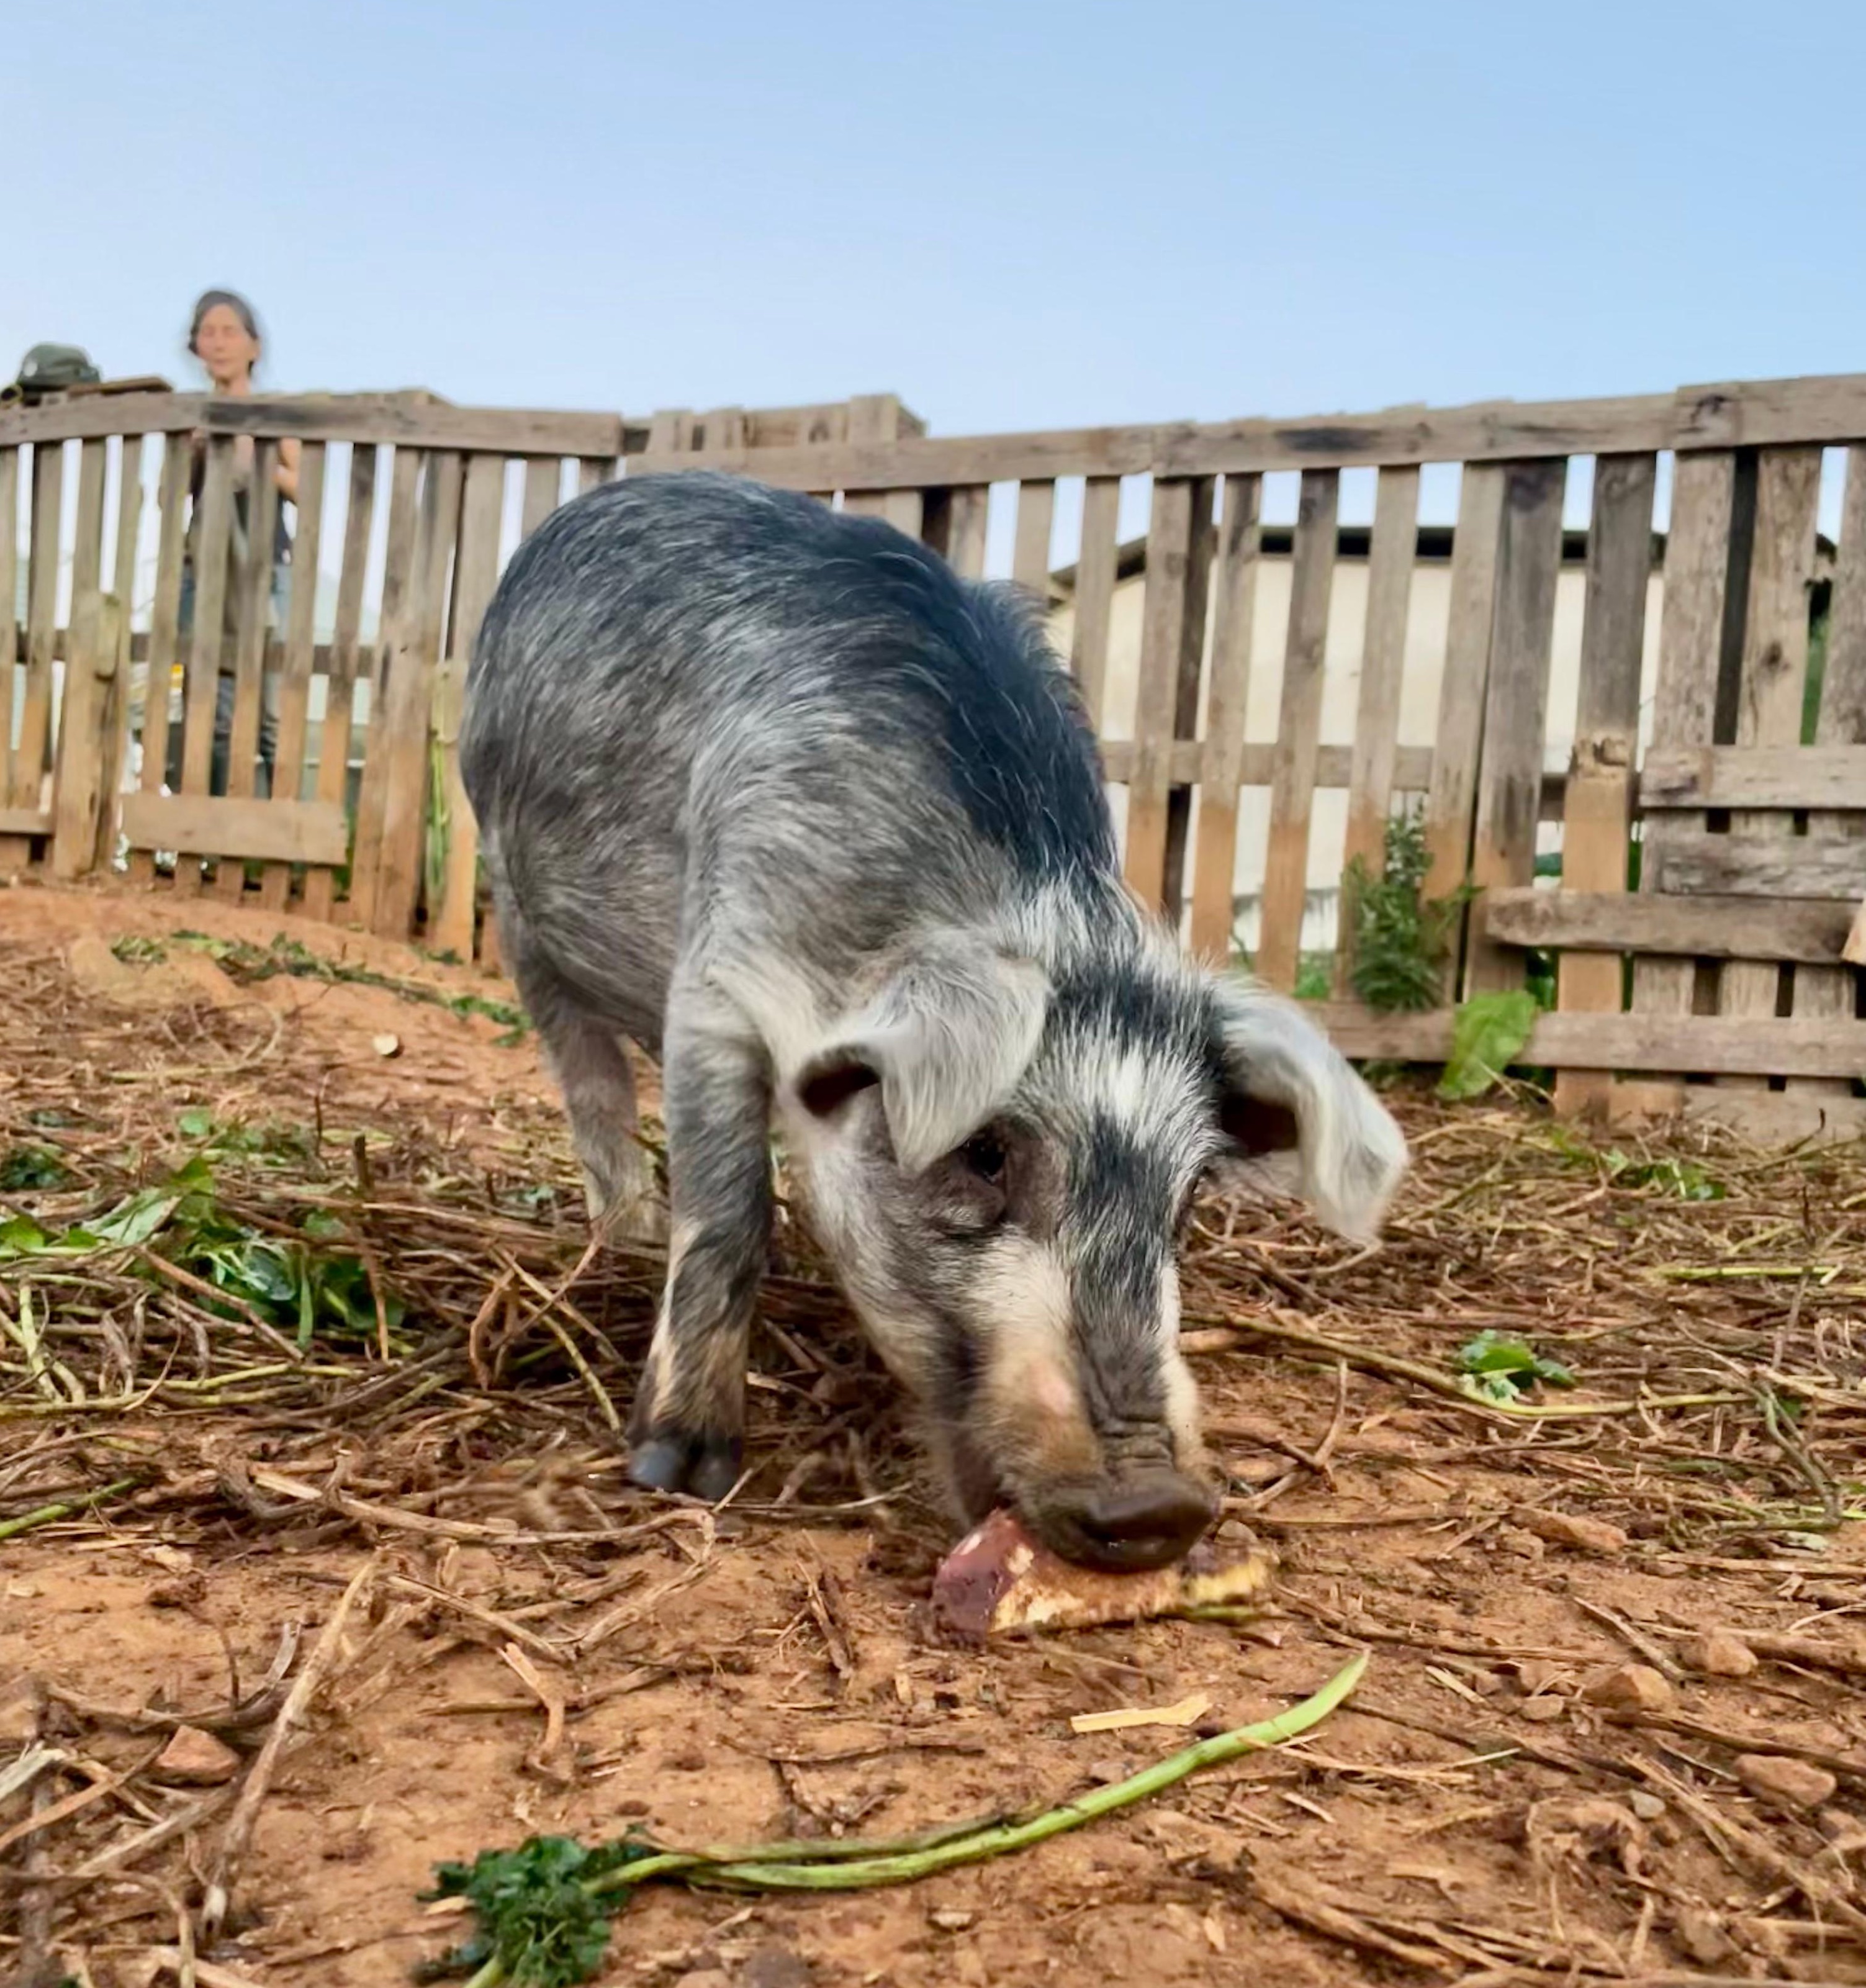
top-left (273, 435), bottom-right (301, 505)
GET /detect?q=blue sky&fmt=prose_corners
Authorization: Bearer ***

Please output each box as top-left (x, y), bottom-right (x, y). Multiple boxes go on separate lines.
top-left (14, 0), bottom-right (1863, 451)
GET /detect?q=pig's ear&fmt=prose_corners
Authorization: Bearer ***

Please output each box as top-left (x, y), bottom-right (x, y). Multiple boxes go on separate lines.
top-left (1207, 975), bottom-right (1407, 1243)
top-left (796, 939), bottom-right (1048, 1174)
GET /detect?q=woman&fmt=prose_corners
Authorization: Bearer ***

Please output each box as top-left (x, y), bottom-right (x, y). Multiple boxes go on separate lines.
top-left (171, 289), bottom-right (300, 798)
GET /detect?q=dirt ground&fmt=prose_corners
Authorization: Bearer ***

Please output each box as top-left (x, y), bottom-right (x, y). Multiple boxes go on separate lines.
top-left (4, 880), bottom-right (1866, 1988)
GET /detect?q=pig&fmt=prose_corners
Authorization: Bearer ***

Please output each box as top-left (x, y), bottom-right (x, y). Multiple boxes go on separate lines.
top-left (460, 471), bottom-right (1407, 1573)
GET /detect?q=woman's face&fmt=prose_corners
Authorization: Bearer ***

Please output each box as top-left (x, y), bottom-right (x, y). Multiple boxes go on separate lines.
top-left (194, 305), bottom-right (259, 389)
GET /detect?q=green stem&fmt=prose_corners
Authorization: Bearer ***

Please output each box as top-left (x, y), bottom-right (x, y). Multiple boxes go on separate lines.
top-left (695, 1652), bottom-right (1367, 1890)
top-left (0, 1476), bottom-right (140, 1543)
top-left (455, 1654), bottom-right (1369, 1988)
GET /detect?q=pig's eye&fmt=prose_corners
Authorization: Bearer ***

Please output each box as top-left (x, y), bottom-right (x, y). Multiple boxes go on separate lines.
top-left (958, 1131), bottom-right (1008, 1187)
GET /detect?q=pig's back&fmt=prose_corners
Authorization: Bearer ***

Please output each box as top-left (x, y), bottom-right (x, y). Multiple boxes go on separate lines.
top-left (461, 472), bottom-right (1115, 1016)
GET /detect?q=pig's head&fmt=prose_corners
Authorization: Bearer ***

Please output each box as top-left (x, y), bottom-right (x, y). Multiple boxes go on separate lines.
top-left (783, 905), bottom-right (1407, 1573)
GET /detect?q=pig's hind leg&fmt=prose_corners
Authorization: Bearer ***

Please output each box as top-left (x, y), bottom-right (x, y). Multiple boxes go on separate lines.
top-left (503, 918), bottom-right (667, 1245)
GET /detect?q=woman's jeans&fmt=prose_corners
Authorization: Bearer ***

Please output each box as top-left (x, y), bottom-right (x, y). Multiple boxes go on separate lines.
top-left (166, 563), bottom-right (289, 798)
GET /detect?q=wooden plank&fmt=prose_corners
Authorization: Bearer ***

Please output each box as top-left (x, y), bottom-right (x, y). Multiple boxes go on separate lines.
top-left (172, 436), bottom-right (238, 898)
top-left (623, 392), bottom-right (1685, 490)
top-left (49, 441), bottom-right (110, 878)
top-left (1718, 446), bottom-right (1823, 1086)
top-left (1102, 738), bottom-right (1434, 792)
top-left (841, 395), bottom-right (922, 534)
top-left (1487, 888), bottom-right (1858, 964)
top-left (1793, 445), bottom-right (1866, 1040)
top-left (346, 446), bottom-right (425, 928)
top-left (431, 453), bottom-right (504, 960)
top-left (96, 435), bottom-right (148, 873)
top-left (520, 458), bottom-right (561, 541)
top-left (302, 443), bottom-right (377, 921)
top-left (1158, 478), bottom-right (1216, 928)
top-left (1647, 833), bottom-right (1866, 899)
top-left (0, 448), bottom-right (20, 866)
top-left (577, 456), bottom-right (611, 495)
top-left (1011, 480), bottom-right (1057, 598)
top-left (1465, 459), bottom-right (1567, 993)
top-left (1676, 1088), bottom-right (1866, 1147)
top-left (1336, 464), bottom-right (1420, 992)
top-left (1631, 450), bottom-right (1738, 1026)
top-left (1674, 375), bottom-right (1866, 451)
top-left (1309, 1001), bottom-right (1866, 1081)
top-left (1638, 743), bottom-right (1866, 809)
top-left (1423, 463), bottom-right (1505, 916)
top-left (1187, 472), bottom-right (1262, 964)
top-left (129, 438), bottom-right (191, 888)
top-left (366, 450), bottom-right (463, 939)
top-left (120, 792), bottom-right (350, 865)
top-left (260, 440), bottom-right (327, 910)
top-left (213, 439), bottom-right (282, 900)
top-left (1068, 477), bottom-right (1121, 728)
top-left (1553, 453), bottom-right (1656, 1114)
top-left (0, 392), bottom-right (623, 457)
top-left (1122, 479), bottom-right (1207, 912)
top-left (18, 440), bottom-right (67, 840)
top-left (1256, 470), bottom-right (1340, 990)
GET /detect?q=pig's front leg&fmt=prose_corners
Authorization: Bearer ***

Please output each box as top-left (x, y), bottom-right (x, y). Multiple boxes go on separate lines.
top-left (625, 1008), bottom-right (773, 1502)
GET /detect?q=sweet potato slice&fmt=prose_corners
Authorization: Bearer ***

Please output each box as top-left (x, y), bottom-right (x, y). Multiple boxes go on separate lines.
top-left (929, 1509), bottom-right (1275, 1642)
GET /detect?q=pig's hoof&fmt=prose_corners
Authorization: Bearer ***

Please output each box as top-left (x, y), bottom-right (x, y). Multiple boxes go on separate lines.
top-left (627, 1430), bottom-right (743, 1502)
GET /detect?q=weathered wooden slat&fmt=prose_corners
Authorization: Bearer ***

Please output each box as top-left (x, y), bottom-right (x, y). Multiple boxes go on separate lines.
top-left (520, 458), bottom-right (561, 541)
top-left (1466, 459), bottom-right (1567, 993)
top-left (302, 444), bottom-right (377, 922)
top-left (261, 441), bottom-right (328, 910)
top-left (367, 450), bottom-right (464, 939)
top-left (1158, 479), bottom-right (1216, 928)
top-left (174, 437), bottom-right (238, 841)
top-left (0, 449), bottom-right (20, 866)
top-left (936, 485), bottom-right (990, 582)
top-left (96, 435), bottom-right (148, 874)
top-left (346, 446), bottom-right (425, 929)
top-left (1101, 738), bottom-right (1436, 793)
top-left (1068, 477), bottom-right (1121, 729)
top-left (1794, 445), bottom-right (1866, 1040)
top-left (214, 440), bottom-right (282, 900)
top-left (49, 441), bottom-right (110, 879)
top-left (129, 439), bottom-right (192, 888)
top-left (1630, 450), bottom-right (1738, 1032)
top-left (577, 456), bottom-right (611, 494)
top-left (1553, 453), bottom-right (1657, 1114)
top-left (1638, 743), bottom-right (1866, 809)
top-left (120, 792), bottom-right (350, 865)
top-left (1646, 834), bottom-right (1866, 899)
top-left (1487, 887), bottom-right (1858, 964)
top-left (0, 392), bottom-right (624, 457)
top-left (1256, 471), bottom-right (1341, 990)
top-left (1422, 463), bottom-right (1505, 974)
top-left (1187, 472), bottom-right (1262, 964)
top-left (1674, 376), bottom-right (1866, 451)
top-left (1011, 480), bottom-right (1057, 597)
top-left (1336, 464), bottom-right (1420, 992)
top-left (1310, 1001), bottom-right (1866, 1081)
top-left (1122, 479), bottom-right (1203, 910)
top-left (1720, 447), bottom-right (1824, 1088)
top-left (18, 440), bottom-right (67, 839)
top-left (839, 395), bottom-right (923, 535)
top-left (431, 454), bottom-right (505, 961)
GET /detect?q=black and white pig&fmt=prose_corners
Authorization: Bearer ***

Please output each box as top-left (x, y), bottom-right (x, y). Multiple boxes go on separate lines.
top-left (460, 472), bottom-right (1407, 1573)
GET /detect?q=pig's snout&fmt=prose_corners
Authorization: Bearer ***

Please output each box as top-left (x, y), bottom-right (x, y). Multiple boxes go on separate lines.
top-left (1032, 1471), bottom-right (1217, 1573)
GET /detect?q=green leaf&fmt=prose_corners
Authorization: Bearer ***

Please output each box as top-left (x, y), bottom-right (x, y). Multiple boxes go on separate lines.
top-left (1455, 1329), bottom-right (1576, 1398)
top-left (178, 1108), bottom-right (217, 1139)
top-left (418, 1836), bottom-right (649, 1986)
top-left (0, 1146), bottom-right (72, 1191)
top-left (1439, 990), bottom-right (1539, 1101)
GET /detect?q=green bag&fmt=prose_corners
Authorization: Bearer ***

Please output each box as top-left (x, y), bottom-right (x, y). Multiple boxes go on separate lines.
top-left (2, 343), bottom-right (103, 404)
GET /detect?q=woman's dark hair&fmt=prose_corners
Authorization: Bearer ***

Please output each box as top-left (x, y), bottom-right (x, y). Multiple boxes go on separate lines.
top-left (187, 289), bottom-right (263, 362)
